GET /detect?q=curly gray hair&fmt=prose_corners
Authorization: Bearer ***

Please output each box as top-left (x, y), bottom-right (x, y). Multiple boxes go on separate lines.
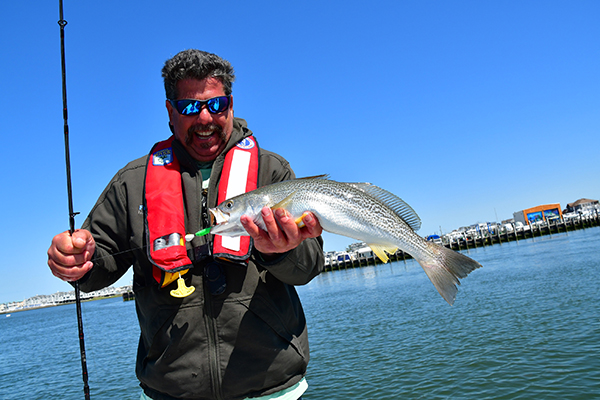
top-left (162, 49), bottom-right (235, 100)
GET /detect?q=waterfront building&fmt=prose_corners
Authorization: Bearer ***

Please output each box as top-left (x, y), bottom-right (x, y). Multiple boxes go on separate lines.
top-left (565, 198), bottom-right (599, 214)
top-left (513, 203), bottom-right (562, 225)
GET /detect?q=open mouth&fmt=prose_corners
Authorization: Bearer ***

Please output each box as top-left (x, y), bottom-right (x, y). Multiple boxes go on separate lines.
top-left (209, 208), bottom-right (229, 228)
top-left (195, 131), bottom-right (214, 138)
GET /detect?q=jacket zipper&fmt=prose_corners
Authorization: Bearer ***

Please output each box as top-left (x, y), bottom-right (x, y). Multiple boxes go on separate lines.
top-left (201, 188), bottom-right (209, 228)
top-left (203, 285), bottom-right (224, 400)
top-left (201, 187), bottom-right (225, 400)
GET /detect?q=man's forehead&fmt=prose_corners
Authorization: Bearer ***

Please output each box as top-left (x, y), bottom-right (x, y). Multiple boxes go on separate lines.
top-left (176, 77), bottom-right (225, 94)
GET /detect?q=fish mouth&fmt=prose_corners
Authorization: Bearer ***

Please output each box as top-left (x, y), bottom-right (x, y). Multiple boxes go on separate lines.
top-left (209, 208), bottom-right (229, 230)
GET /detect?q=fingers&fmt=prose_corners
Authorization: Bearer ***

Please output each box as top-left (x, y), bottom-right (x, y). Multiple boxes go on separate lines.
top-left (241, 208), bottom-right (322, 255)
top-left (269, 208), bottom-right (300, 243)
top-left (240, 209), bottom-right (279, 254)
top-left (299, 212), bottom-right (323, 238)
top-left (47, 230), bottom-right (95, 282)
top-left (240, 214), bottom-right (262, 237)
top-left (48, 259), bottom-right (94, 282)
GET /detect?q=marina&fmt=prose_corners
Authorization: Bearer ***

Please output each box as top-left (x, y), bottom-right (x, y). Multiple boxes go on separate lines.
top-left (324, 210), bottom-right (600, 271)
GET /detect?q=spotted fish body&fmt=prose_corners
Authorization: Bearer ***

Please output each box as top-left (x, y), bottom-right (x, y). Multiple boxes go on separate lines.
top-left (210, 176), bottom-right (482, 305)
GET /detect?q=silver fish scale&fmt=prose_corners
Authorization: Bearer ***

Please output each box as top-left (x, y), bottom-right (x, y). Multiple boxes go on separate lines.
top-left (258, 178), bottom-right (431, 258)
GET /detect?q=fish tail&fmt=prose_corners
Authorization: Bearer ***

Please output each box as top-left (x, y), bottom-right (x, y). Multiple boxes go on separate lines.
top-left (417, 242), bottom-right (482, 306)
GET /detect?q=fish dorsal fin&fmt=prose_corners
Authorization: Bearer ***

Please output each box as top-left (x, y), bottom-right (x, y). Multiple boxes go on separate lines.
top-left (271, 191), bottom-right (297, 210)
top-left (263, 175), bottom-right (328, 189)
top-left (367, 244), bottom-right (398, 263)
top-left (296, 174), bottom-right (330, 180)
top-left (347, 183), bottom-right (421, 231)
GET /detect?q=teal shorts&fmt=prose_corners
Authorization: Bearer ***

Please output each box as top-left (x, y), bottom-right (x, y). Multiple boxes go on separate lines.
top-left (140, 377), bottom-right (306, 399)
top-left (140, 394), bottom-right (303, 400)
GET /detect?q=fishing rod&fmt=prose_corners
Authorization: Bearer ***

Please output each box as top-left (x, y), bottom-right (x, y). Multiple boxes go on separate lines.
top-left (58, 1), bottom-right (91, 399)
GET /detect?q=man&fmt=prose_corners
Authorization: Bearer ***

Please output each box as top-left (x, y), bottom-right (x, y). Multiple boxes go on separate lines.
top-left (48, 49), bottom-right (324, 400)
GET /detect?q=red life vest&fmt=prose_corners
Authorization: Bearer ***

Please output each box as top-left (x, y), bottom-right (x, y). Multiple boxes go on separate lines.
top-left (144, 135), bottom-right (259, 287)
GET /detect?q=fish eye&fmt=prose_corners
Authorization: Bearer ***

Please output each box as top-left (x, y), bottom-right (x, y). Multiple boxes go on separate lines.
top-left (225, 200), bottom-right (234, 209)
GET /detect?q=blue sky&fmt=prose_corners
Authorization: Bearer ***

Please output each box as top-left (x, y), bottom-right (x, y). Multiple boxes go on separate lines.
top-left (1, 0), bottom-right (599, 303)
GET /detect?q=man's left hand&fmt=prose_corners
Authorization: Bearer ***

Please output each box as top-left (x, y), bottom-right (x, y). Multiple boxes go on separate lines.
top-left (240, 207), bottom-right (323, 258)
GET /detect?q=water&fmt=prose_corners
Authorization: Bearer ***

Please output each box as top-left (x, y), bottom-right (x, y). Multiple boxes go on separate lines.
top-left (300, 228), bottom-right (600, 399)
top-left (1, 228), bottom-right (599, 399)
top-left (0, 294), bottom-right (140, 399)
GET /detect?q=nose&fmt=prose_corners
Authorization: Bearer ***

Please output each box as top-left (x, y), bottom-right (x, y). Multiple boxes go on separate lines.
top-left (196, 106), bottom-right (214, 124)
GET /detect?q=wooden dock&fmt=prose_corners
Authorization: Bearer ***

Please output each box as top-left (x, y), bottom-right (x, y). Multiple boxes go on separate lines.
top-left (449, 214), bottom-right (600, 251)
top-left (323, 213), bottom-right (600, 272)
top-left (122, 291), bottom-right (135, 301)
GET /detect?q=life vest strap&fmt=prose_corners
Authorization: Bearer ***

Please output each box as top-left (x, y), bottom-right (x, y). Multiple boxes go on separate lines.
top-left (144, 136), bottom-right (260, 287)
top-left (213, 136), bottom-right (259, 260)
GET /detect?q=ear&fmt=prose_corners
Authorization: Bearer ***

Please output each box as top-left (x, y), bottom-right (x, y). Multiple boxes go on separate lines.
top-left (166, 100), bottom-right (177, 133)
top-left (166, 99), bottom-right (175, 120)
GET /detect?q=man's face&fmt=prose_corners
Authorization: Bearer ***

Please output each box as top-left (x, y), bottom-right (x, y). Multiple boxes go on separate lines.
top-left (166, 77), bottom-right (234, 162)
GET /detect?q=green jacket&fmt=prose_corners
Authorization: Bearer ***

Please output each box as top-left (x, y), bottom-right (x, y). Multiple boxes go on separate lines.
top-left (79, 118), bottom-right (324, 400)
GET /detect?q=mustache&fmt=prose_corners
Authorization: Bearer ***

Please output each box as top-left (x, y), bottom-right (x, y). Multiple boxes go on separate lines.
top-left (186, 123), bottom-right (225, 143)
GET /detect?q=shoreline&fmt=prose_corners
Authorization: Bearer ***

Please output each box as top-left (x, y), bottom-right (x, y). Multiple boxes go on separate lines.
top-left (1, 293), bottom-right (127, 315)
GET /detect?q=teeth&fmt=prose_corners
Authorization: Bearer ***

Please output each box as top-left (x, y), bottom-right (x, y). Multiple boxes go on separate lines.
top-left (209, 208), bottom-right (229, 225)
top-left (195, 131), bottom-right (213, 137)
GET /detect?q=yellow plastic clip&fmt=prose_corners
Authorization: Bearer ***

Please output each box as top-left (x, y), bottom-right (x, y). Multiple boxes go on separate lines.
top-left (170, 273), bottom-right (195, 298)
top-left (295, 212), bottom-right (309, 228)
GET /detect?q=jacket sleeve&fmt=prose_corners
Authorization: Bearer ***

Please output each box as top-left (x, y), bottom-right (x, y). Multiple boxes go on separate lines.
top-left (255, 237), bottom-right (325, 285)
top-left (77, 165), bottom-right (139, 292)
top-left (253, 150), bottom-right (325, 285)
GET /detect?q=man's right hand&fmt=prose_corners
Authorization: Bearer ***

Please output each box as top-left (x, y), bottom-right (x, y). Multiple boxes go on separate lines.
top-left (47, 229), bottom-right (95, 282)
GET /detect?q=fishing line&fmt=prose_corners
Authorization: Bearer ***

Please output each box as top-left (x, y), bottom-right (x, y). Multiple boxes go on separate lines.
top-left (90, 228), bottom-right (213, 262)
top-left (58, 1), bottom-right (91, 399)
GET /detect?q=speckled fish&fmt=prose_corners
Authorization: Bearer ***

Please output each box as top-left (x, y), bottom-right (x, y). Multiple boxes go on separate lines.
top-left (210, 176), bottom-right (482, 305)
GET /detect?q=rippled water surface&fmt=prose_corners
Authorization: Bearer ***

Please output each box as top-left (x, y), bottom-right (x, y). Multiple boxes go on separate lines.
top-left (300, 227), bottom-right (600, 399)
top-left (1, 227), bottom-right (598, 399)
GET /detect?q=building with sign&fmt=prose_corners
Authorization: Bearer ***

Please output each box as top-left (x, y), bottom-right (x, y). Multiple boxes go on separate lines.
top-left (513, 204), bottom-right (562, 225)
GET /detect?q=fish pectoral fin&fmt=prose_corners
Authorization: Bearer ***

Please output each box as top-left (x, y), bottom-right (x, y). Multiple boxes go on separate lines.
top-left (271, 192), bottom-right (297, 210)
top-left (368, 244), bottom-right (398, 264)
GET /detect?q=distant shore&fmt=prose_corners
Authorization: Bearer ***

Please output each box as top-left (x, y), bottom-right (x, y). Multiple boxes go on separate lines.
top-left (1, 286), bottom-right (131, 315)
top-left (1, 294), bottom-right (123, 315)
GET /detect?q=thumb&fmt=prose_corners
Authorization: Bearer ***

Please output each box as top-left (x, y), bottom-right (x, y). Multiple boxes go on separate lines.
top-left (71, 229), bottom-right (93, 250)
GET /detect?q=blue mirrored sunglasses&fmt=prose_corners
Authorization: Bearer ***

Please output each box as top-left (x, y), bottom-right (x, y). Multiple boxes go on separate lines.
top-left (169, 95), bottom-right (231, 116)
